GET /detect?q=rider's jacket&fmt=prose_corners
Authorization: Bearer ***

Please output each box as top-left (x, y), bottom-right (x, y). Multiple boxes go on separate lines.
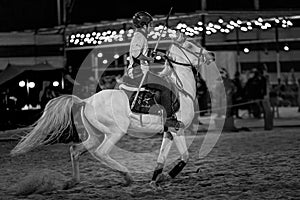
top-left (127, 30), bottom-right (149, 78)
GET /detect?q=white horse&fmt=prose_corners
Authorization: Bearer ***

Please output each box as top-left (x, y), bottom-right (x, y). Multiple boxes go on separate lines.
top-left (10, 33), bottom-right (214, 190)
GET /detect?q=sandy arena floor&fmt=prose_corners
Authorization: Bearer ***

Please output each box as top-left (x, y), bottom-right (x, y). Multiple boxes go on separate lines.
top-left (0, 127), bottom-right (299, 200)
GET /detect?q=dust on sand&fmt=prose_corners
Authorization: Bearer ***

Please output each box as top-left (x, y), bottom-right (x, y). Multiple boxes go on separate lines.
top-left (0, 128), bottom-right (299, 199)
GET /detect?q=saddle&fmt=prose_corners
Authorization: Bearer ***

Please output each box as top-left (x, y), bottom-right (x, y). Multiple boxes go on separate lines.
top-left (118, 73), bottom-right (183, 130)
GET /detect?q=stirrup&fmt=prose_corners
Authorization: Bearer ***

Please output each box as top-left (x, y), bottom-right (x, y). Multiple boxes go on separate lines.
top-left (165, 118), bottom-right (184, 130)
top-left (174, 121), bottom-right (184, 130)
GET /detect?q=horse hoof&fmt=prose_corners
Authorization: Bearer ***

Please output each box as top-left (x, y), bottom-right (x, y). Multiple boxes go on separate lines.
top-left (156, 172), bottom-right (170, 183)
top-left (64, 178), bottom-right (79, 189)
top-left (149, 181), bottom-right (162, 191)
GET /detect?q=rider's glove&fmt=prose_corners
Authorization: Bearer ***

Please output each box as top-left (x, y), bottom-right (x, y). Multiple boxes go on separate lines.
top-left (150, 50), bottom-right (157, 58)
top-left (151, 51), bottom-right (167, 60)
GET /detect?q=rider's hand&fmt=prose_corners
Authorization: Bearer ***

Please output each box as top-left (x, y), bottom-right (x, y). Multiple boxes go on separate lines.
top-left (150, 51), bottom-right (157, 58)
top-left (157, 51), bottom-right (166, 57)
top-left (147, 56), bottom-right (155, 63)
top-left (139, 54), bottom-right (154, 63)
top-left (151, 51), bottom-right (166, 59)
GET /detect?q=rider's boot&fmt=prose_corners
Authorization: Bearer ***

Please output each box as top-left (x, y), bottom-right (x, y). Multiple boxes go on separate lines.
top-left (164, 116), bottom-right (184, 130)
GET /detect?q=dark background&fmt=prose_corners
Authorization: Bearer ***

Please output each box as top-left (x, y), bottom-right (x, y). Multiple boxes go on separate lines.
top-left (1, 0), bottom-right (300, 32)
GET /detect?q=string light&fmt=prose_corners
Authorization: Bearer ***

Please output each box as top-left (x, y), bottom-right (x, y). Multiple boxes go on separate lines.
top-left (53, 81), bottom-right (59, 87)
top-left (243, 47), bottom-right (250, 53)
top-left (218, 18), bottom-right (224, 24)
top-left (19, 81), bottom-right (25, 87)
top-left (241, 27), bottom-right (248, 32)
top-left (67, 15), bottom-right (295, 46)
top-left (287, 20), bottom-right (293, 26)
top-left (28, 82), bottom-right (35, 88)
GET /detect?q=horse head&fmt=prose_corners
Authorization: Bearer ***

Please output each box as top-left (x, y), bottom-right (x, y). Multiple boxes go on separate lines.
top-left (167, 31), bottom-right (215, 73)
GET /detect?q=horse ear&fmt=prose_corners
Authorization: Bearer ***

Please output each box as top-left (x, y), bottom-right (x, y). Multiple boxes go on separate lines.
top-left (174, 31), bottom-right (185, 43)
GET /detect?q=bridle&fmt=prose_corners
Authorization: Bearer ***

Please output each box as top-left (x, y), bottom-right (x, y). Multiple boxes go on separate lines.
top-left (163, 41), bottom-right (206, 101)
top-left (166, 41), bottom-right (205, 72)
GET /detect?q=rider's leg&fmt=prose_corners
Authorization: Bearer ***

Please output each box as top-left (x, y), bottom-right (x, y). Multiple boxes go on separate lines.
top-left (146, 73), bottom-right (178, 118)
top-left (168, 129), bottom-right (189, 179)
top-left (151, 131), bottom-right (174, 182)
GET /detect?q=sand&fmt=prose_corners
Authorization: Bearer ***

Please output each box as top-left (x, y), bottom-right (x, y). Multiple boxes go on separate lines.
top-left (0, 127), bottom-right (299, 199)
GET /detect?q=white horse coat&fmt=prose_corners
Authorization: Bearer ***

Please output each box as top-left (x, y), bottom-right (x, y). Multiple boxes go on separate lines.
top-left (11, 36), bottom-right (215, 186)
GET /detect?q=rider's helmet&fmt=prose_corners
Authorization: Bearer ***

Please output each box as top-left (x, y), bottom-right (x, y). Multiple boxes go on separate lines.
top-left (132, 11), bottom-right (153, 28)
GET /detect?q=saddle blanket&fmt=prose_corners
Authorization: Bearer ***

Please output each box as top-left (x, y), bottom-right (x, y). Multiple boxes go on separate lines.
top-left (128, 112), bottom-right (164, 134)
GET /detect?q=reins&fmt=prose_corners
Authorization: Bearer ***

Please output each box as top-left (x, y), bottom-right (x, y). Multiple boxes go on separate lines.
top-left (170, 42), bottom-right (205, 71)
top-left (163, 41), bottom-right (207, 102)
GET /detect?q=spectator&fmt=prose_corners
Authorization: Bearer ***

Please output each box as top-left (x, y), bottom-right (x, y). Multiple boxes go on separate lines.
top-left (63, 65), bottom-right (80, 94)
top-left (81, 76), bottom-right (98, 98)
top-left (214, 68), bottom-right (236, 118)
top-left (39, 81), bottom-right (59, 109)
top-left (99, 75), bottom-right (117, 90)
top-left (244, 68), bottom-right (265, 118)
top-left (0, 89), bottom-right (8, 111)
top-left (196, 76), bottom-right (209, 116)
top-left (232, 71), bottom-right (244, 118)
top-left (298, 79), bottom-right (300, 112)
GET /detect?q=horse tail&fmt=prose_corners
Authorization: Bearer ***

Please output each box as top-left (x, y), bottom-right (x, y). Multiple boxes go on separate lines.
top-left (10, 95), bottom-right (86, 156)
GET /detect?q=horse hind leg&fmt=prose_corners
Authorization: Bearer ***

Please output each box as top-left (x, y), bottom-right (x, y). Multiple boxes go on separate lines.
top-left (68, 107), bottom-right (104, 187)
top-left (70, 143), bottom-right (85, 183)
top-left (69, 132), bottom-right (101, 187)
top-left (81, 102), bottom-right (132, 186)
top-left (91, 132), bottom-right (133, 186)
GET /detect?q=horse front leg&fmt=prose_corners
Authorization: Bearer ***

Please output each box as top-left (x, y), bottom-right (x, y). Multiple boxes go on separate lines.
top-left (168, 129), bottom-right (189, 178)
top-left (154, 129), bottom-right (189, 184)
top-left (150, 131), bottom-right (174, 190)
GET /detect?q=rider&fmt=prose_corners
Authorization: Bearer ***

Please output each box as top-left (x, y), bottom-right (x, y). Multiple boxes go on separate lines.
top-left (125, 11), bottom-right (165, 87)
top-left (123, 11), bottom-right (183, 129)
top-left (126, 11), bottom-right (154, 83)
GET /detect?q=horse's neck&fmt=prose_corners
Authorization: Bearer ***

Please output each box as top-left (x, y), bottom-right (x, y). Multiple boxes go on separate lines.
top-left (172, 65), bottom-right (196, 100)
top-left (167, 44), bottom-right (197, 99)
